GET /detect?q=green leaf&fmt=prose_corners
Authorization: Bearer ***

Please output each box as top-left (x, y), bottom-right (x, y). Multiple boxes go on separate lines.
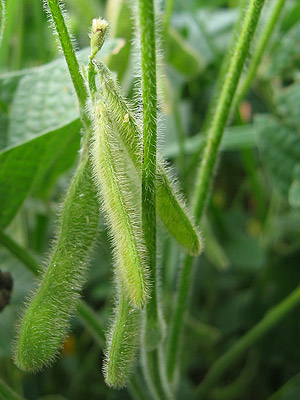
top-left (266, 21), bottom-right (300, 79)
top-left (255, 114), bottom-right (300, 198)
top-left (0, 120), bottom-right (81, 228)
top-left (0, 40), bottom-right (122, 149)
top-left (277, 82), bottom-right (300, 128)
top-left (167, 27), bottom-right (205, 77)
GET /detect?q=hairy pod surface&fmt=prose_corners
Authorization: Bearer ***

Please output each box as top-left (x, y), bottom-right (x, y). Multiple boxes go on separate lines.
top-left (90, 100), bottom-right (149, 308)
top-left (15, 158), bottom-right (99, 371)
top-left (95, 62), bottom-right (202, 256)
top-left (103, 289), bottom-right (141, 388)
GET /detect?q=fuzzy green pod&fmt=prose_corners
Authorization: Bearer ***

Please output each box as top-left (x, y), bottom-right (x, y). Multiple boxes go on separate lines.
top-left (90, 100), bottom-right (149, 308)
top-left (15, 158), bottom-right (99, 371)
top-left (103, 289), bottom-right (141, 388)
top-left (94, 61), bottom-right (202, 256)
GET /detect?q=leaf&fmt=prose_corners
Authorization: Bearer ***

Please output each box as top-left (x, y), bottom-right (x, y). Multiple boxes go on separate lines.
top-left (0, 250), bottom-right (34, 357)
top-left (255, 114), bottom-right (300, 198)
top-left (167, 27), bottom-right (205, 77)
top-left (277, 82), bottom-right (300, 128)
top-left (0, 120), bottom-right (81, 228)
top-left (288, 165), bottom-right (300, 208)
top-left (7, 61), bottom-right (78, 146)
top-left (0, 39), bottom-right (122, 149)
top-left (266, 21), bottom-right (300, 79)
top-left (0, 40), bottom-right (122, 225)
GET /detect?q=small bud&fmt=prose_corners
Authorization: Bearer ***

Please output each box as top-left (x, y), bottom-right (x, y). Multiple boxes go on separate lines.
top-left (90, 18), bottom-right (108, 59)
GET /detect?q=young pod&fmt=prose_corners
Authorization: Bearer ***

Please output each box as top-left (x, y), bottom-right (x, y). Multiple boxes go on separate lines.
top-left (90, 100), bottom-right (149, 308)
top-left (103, 288), bottom-right (141, 388)
top-left (95, 61), bottom-right (203, 256)
top-left (15, 158), bottom-right (99, 371)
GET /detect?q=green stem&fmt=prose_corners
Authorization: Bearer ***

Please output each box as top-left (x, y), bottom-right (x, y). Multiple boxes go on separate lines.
top-left (129, 374), bottom-right (150, 400)
top-left (0, 0), bottom-right (21, 69)
top-left (166, 0), bottom-right (265, 384)
top-left (138, 0), bottom-right (160, 346)
top-left (138, 0), bottom-right (170, 397)
top-left (166, 254), bottom-right (194, 381)
top-left (0, 377), bottom-right (24, 400)
top-left (196, 285), bottom-right (300, 398)
top-left (232, 0), bottom-right (286, 113)
top-left (0, 0), bottom-right (5, 45)
top-left (186, 0), bottom-right (250, 175)
top-left (77, 301), bottom-right (105, 345)
top-left (45, 0), bottom-right (88, 111)
top-left (192, 0), bottom-right (265, 220)
top-left (143, 348), bottom-right (172, 400)
top-left (164, 0), bottom-right (174, 32)
top-left (0, 229), bottom-right (41, 275)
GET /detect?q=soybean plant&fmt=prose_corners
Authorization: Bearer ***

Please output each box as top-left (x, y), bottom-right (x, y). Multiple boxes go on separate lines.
top-left (5, 0), bottom-right (300, 398)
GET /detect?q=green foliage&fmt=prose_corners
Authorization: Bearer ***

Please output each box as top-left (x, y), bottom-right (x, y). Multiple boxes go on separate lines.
top-left (1, 0), bottom-right (300, 399)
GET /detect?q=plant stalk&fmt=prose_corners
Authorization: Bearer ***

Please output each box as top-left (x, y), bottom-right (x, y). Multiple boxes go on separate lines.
top-left (232, 0), bottom-right (286, 113)
top-left (45, 0), bottom-right (89, 126)
top-left (138, 0), bottom-right (170, 397)
top-left (166, 0), bottom-right (266, 384)
top-left (138, 0), bottom-right (159, 348)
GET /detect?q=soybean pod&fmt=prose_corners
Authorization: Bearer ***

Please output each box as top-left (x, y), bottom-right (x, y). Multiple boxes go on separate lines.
top-left (15, 157), bottom-right (99, 371)
top-left (90, 100), bottom-right (149, 308)
top-left (94, 61), bottom-right (202, 256)
top-left (103, 288), bottom-right (141, 388)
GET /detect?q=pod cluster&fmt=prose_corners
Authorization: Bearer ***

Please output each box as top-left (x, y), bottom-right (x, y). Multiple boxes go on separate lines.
top-left (15, 17), bottom-right (203, 388)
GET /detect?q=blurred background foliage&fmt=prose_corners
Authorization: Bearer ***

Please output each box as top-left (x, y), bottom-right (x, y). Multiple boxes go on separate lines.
top-left (0, 0), bottom-right (300, 399)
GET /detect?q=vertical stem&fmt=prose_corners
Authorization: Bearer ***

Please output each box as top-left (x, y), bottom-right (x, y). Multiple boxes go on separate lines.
top-left (196, 285), bottom-right (300, 397)
top-left (45, 0), bottom-right (88, 110)
top-left (0, 229), bottom-right (41, 276)
top-left (138, 0), bottom-right (159, 347)
top-left (164, 0), bottom-right (174, 32)
top-left (166, 0), bottom-right (265, 384)
top-left (0, 0), bottom-right (21, 69)
top-left (0, 0), bottom-right (5, 45)
top-left (138, 0), bottom-right (170, 398)
top-left (233, 0), bottom-right (286, 112)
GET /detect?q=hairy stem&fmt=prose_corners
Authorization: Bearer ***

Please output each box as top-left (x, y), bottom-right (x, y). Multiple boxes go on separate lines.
top-left (0, 0), bottom-right (5, 45)
top-left (232, 0), bottom-right (286, 112)
top-left (138, 0), bottom-right (170, 398)
top-left (0, 229), bottom-right (41, 275)
top-left (45, 0), bottom-right (88, 125)
top-left (166, 0), bottom-right (265, 384)
top-left (196, 285), bottom-right (300, 397)
top-left (138, 0), bottom-right (161, 346)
